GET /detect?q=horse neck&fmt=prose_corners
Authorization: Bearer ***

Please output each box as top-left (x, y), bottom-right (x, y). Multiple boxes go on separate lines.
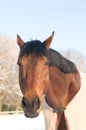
top-left (46, 66), bottom-right (67, 109)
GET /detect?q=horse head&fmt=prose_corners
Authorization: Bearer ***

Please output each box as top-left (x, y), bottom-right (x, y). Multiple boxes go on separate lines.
top-left (17, 32), bottom-right (54, 118)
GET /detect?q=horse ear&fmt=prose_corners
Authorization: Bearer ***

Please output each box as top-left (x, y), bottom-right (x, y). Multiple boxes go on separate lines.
top-left (17, 34), bottom-right (25, 47)
top-left (43, 31), bottom-right (55, 49)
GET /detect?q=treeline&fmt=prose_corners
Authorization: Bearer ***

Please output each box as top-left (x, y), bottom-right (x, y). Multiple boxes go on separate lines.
top-left (0, 35), bottom-right (22, 111)
top-left (0, 35), bottom-right (86, 111)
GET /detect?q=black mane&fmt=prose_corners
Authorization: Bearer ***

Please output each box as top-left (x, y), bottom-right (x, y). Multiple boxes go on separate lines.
top-left (48, 49), bottom-right (78, 73)
top-left (20, 40), bottom-right (78, 73)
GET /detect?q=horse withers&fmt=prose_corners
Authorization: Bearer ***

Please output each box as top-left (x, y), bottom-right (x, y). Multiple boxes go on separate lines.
top-left (17, 32), bottom-right (81, 130)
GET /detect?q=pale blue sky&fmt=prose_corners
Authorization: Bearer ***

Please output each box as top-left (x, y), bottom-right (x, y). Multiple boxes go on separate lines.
top-left (0, 0), bottom-right (86, 56)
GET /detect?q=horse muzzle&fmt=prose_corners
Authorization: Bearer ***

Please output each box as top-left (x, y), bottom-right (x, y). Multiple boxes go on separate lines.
top-left (22, 96), bottom-right (40, 118)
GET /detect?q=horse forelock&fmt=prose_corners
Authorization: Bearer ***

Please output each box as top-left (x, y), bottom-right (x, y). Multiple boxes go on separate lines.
top-left (19, 40), bottom-right (48, 57)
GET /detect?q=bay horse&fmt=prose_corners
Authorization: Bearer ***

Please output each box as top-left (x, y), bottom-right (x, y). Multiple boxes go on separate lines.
top-left (17, 32), bottom-right (81, 130)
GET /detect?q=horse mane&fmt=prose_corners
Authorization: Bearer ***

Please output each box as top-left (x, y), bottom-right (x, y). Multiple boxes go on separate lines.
top-left (48, 49), bottom-right (78, 73)
top-left (20, 40), bottom-right (78, 73)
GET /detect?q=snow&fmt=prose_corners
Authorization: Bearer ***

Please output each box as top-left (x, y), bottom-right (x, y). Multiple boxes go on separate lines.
top-left (0, 112), bottom-right (45, 130)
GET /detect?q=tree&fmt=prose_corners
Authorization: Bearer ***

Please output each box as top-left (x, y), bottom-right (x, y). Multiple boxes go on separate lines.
top-left (0, 35), bottom-right (22, 111)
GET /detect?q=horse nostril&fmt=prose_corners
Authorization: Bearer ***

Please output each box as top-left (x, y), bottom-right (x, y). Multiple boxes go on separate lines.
top-left (32, 96), bottom-right (40, 110)
top-left (22, 97), bottom-right (28, 107)
top-left (22, 96), bottom-right (40, 112)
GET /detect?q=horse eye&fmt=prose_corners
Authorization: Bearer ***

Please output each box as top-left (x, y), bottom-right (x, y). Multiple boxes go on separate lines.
top-left (17, 62), bottom-right (22, 67)
top-left (45, 61), bottom-right (50, 66)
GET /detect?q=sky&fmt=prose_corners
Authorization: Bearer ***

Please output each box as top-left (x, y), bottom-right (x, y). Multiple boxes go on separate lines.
top-left (0, 0), bottom-right (86, 56)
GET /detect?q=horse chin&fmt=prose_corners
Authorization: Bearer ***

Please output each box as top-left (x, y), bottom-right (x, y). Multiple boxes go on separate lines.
top-left (24, 112), bottom-right (39, 118)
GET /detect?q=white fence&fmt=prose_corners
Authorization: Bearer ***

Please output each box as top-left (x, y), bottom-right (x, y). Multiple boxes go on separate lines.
top-left (0, 110), bottom-right (23, 115)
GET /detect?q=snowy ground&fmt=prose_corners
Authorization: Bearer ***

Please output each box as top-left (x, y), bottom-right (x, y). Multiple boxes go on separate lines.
top-left (0, 112), bottom-right (45, 130)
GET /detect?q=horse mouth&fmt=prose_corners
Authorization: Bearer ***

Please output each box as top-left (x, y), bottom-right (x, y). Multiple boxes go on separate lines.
top-left (24, 112), bottom-right (39, 118)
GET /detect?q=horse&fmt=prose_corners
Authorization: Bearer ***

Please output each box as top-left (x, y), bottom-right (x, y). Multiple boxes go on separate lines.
top-left (65, 71), bottom-right (86, 130)
top-left (17, 32), bottom-right (81, 130)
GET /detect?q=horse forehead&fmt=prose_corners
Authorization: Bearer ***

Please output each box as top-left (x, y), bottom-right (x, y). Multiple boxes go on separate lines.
top-left (19, 54), bottom-right (48, 69)
top-left (24, 54), bottom-right (47, 63)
